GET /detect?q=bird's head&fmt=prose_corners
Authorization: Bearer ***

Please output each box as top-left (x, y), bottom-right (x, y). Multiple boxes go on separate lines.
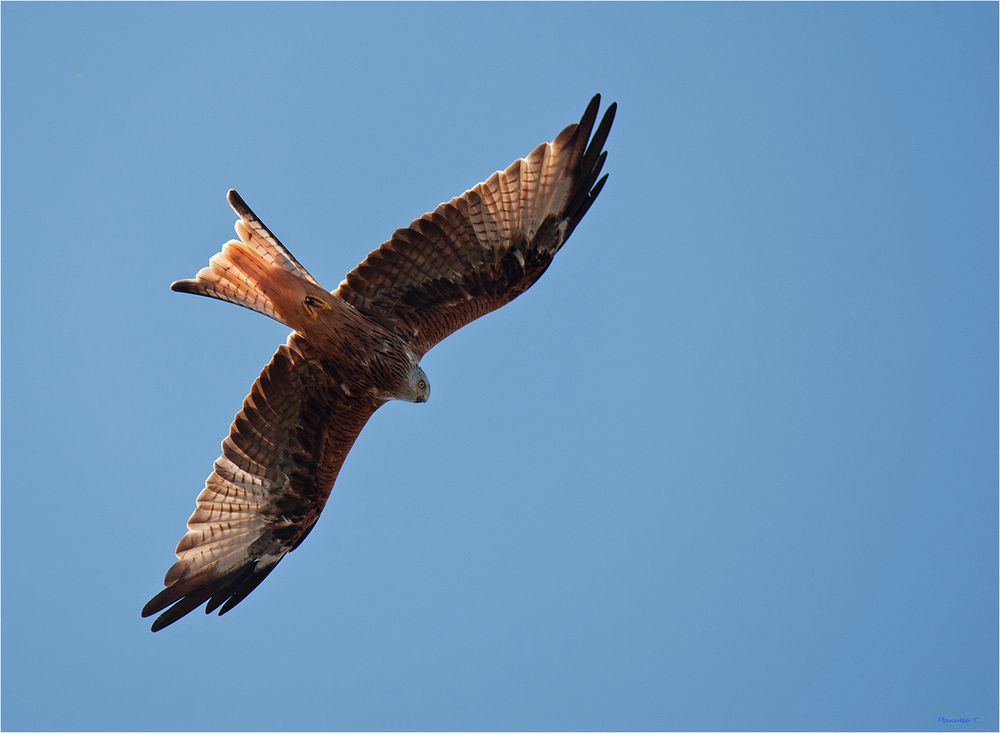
top-left (408, 365), bottom-right (430, 404)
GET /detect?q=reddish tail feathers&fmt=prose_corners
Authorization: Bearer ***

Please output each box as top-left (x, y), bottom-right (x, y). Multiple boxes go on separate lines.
top-left (172, 190), bottom-right (323, 329)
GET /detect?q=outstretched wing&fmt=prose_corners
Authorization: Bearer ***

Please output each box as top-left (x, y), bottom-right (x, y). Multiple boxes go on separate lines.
top-left (142, 334), bottom-right (380, 631)
top-left (334, 94), bottom-right (616, 357)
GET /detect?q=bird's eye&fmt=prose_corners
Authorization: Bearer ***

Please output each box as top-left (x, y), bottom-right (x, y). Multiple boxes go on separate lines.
top-left (418, 380), bottom-right (426, 389)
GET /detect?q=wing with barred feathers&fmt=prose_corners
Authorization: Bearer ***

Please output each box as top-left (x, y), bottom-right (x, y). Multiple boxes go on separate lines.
top-left (142, 333), bottom-right (380, 632)
top-left (334, 94), bottom-right (616, 357)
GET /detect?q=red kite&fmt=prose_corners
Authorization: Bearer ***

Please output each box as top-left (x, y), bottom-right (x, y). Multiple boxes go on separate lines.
top-left (143, 95), bottom-right (616, 631)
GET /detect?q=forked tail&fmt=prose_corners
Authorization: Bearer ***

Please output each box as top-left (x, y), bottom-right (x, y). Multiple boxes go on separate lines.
top-left (172, 190), bottom-right (323, 328)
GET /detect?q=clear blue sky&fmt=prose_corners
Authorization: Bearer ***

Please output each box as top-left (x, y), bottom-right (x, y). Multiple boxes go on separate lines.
top-left (2, 3), bottom-right (996, 731)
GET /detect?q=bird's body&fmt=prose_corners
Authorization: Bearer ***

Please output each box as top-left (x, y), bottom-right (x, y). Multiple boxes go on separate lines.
top-left (144, 95), bottom-right (615, 631)
top-left (287, 291), bottom-right (424, 405)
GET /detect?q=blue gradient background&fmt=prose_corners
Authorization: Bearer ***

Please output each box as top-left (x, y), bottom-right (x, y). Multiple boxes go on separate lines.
top-left (2, 3), bottom-right (997, 731)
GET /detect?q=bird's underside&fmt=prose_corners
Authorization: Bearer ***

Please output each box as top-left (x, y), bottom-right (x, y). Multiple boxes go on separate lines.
top-left (143, 94), bottom-right (616, 631)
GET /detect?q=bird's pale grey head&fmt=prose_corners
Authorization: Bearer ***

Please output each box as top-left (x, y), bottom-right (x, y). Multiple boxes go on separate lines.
top-left (408, 364), bottom-right (430, 404)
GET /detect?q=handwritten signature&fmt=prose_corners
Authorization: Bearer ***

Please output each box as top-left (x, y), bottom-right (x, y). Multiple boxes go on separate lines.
top-left (939, 717), bottom-right (979, 724)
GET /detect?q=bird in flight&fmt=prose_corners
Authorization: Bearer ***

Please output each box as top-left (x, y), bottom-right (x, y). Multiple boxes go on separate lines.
top-left (143, 94), bottom-right (616, 631)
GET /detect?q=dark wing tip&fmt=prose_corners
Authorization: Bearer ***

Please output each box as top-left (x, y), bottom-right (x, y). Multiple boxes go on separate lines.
top-left (148, 588), bottom-right (215, 632)
top-left (204, 564), bottom-right (257, 615)
top-left (218, 563), bottom-right (278, 616)
top-left (590, 172), bottom-right (610, 202)
top-left (599, 102), bottom-right (618, 146)
top-left (227, 189), bottom-right (253, 219)
top-left (170, 279), bottom-right (197, 293)
top-left (141, 587), bottom-right (173, 618)
top-left (560, 96), bottom-right (616, 242)
top-left (580, 102), bottom-right (616, 176)
top-left (142, 559), bottom-right (283, 632)
top-left (568, 94), bottom-right (603, 160)
top-left (581, 93), bottom-right (601, 128)
top-left (563, 173), bottom-right (609, 242)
